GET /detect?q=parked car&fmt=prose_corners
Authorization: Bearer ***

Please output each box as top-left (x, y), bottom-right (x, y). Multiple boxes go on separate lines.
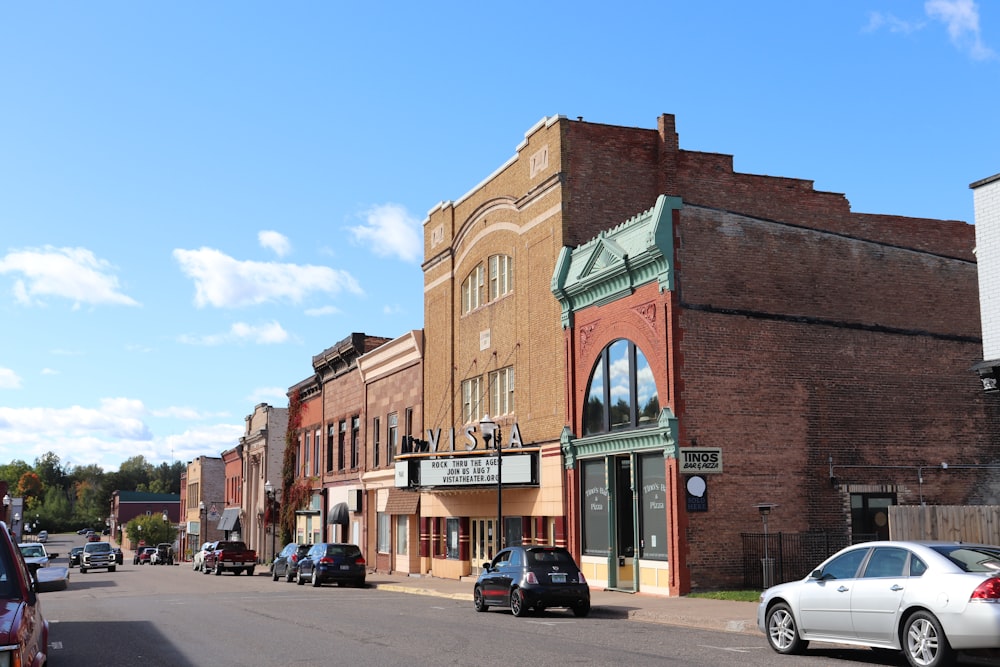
top-left (271, 542), bottom-right (310, 583)
top-left (202, 541), bottom-right (256, 576)
top-left (1, 521), bottom-right (48, 665)
top-left (759, 540), bottom-right (1000, 667)
top-left (473, 545), bottom-right (590, 617)
top-left (76, 527), bottom-right (91, 535)
top-left (36, 531), bottom-right (48, 543)
top-left (17, 543), bottom-right (50, 580)
top-left (296, 543), bottom-right (366, 587)
top-left (68, 546), bottom-right (84, 568)
top-left (192, 541), bottom-right (215, 571)
top-left (133, 547), bottom-right (156, 565)
top-left (151, 543), bottom-right (174, 565)
top-left (113, 547), bottom-right (124, 565)
top-left (80, 541), bottom-right (116, 573)
top-left (86, 532), bottom-right (101, 542)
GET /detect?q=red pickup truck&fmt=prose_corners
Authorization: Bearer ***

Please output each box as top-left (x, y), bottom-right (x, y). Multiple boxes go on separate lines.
top-left (202, 540), bottom-right (257, 576)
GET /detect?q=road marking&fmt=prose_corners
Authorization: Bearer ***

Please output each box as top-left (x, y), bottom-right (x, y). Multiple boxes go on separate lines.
top-left (526, 620), bottom-right (577, 626)
top-left (50, 642), bottom-right (63, 650)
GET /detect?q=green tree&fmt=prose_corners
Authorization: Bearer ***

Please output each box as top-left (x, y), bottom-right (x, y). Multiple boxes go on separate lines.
top-left (126, 513), bottom-right (175, 547)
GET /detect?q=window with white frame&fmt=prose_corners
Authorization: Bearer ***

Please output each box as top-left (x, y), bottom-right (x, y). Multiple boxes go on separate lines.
top-left (377, 512), bottom-right (391, 554)
top-left (461, 265), bottom-right (485, 314)
top-left (461, 376), bottom-right (483, 424)
top-left (489, 366), bottom-right (515, 416)
top-left (387, 412), bottom-right (398, 463)
top-left (395, 516), bottom-right (408, 555)
top-left (373, 417), bottom-right (381, 468)
top-left (488, 254), bottom-right (513, 301)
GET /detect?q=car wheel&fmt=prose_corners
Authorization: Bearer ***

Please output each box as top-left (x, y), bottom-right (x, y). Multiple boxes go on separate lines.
top-left (215, 565), bottom-right (222, 576)
top-left (109, 566), bottom-right (116, 572)
top-left (80, 567), bottom-right (87, 574)
top-left (474, 587), bottom-right (487, 612)
top-left (286, 570), bottom-right (295, 583)
top-left (765, 602), bottom-right (806, 655)
top-left (247, 568), bottom-right (255, 576)
top-left (903, 610), bottom-right (955, 667)
top-left (311, 571), bottom-right (321, 587)
top-left (272, 567), bottom-right (279, 581)
top-left (572, 600), bottom-right (591, 618)
top-left (297, 570), bottom-right (305, 585)
top-left (510, 588), bottom-right (527, 617)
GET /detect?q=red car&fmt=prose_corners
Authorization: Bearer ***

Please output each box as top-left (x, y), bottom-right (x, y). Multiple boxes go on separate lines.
top-left (1, 520), bottom-right (49, 666)
top-left (133, 547), bottom-right (156, 565)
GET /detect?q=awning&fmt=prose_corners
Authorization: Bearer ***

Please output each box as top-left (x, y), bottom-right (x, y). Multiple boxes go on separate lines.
top-left (384, 488), bottom-right (419, 515)
top-left (217, 507), bottom-right (241, 531)
top-left (328, 502), bottom-right (350, 526)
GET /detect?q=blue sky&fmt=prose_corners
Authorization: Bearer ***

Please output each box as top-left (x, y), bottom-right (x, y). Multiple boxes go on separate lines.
top-left (1, 1), bottom-right (997, 472)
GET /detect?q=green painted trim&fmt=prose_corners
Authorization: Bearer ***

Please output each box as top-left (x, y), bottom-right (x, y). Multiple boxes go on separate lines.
top-left (551, 195), bottom-right (682, 329)
top-left (562, 408), bottom-right (678, 469)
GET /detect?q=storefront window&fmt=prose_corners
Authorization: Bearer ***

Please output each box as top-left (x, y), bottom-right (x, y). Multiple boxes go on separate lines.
top-left (395, 516), bottom-right (407, 556)
top-left (639, 453), bottom-right (668, 560)
top-left (581, 459), bottom-right (609, 556)
top-left (446, 518), bottom-right (459, 559)
top-left (377, 513), bottom-right (390, 554)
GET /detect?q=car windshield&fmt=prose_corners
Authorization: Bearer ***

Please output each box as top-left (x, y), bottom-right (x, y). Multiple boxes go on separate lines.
top-left (86, 543), bottom-right (111, 553)
top-left (933, 545), bottom-right (1000, 572)
top-left (19, 545), bottom-right (45, 558)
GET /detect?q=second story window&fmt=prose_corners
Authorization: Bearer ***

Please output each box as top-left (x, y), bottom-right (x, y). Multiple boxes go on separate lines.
top-left (387, 412), bottom-right (398, 462)
top-left (351, 416), bottom-right (360, 468)
top-left (489, 366), bottom-right (515, 416)
top-left (462, 376), bottom-right (483, 424)
top-left (373, 417), bottom-right (381, 467)
top-left (488, 254), bottom-right (513, 300)
top-left (338, 420), bottom-right (347, 470)
top-left (462, 265), bottom-right (485, 314)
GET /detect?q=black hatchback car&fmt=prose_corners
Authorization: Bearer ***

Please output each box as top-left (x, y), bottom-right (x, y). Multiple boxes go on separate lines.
top-left (271, 542), bottom-right (310, 583)
top-left (474, 546), bottom-right (590, 617)
top-left (296, 543), bottom-right (366, 587)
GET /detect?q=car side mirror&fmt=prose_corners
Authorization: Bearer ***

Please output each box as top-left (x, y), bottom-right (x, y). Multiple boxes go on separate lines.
top-left (809, 568), bottom-right (823, 579)
top-left (482, 562), bottom-right (491, 571)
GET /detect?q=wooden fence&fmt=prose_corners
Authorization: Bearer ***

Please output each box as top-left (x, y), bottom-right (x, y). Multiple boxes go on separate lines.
top-left (889, 505), bottom-right (1000, 544)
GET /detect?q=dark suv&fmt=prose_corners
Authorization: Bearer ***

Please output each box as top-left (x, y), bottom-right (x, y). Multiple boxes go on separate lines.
top-left (80, 541), bottom-right (117, 573)
top-left (473, 545), bottom-right (590, 617)
top-left (296, 543), bottom-right (365, 587)
top-left (272, 542), bottom-right (310, 583)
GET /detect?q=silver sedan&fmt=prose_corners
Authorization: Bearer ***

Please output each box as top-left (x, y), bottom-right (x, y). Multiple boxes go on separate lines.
top-left (758, 540), bottom-right (1000, 667)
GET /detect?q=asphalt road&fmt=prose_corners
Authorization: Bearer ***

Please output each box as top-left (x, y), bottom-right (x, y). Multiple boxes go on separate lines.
top-left (35, 532), bottom-right (986, 667)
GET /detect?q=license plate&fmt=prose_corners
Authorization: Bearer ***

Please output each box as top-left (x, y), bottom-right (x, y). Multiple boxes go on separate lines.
top-left (551, 573), bottom-right (566, 583)
top-left (340, 565), bottom-right (350, 570)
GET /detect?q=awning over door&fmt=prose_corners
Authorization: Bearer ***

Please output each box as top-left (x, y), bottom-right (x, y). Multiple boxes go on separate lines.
top-left (217, 507), bottom-right (241, 531)
top-left (384, 488), bottom-right (419, 515)
top-left (327, 502), bottom-right (350, 526)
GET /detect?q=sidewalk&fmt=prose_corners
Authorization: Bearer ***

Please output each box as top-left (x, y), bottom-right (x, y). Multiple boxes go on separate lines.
top-left (365, 571), bottom-right (760, 635)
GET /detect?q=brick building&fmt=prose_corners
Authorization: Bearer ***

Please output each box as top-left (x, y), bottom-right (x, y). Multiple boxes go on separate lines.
top-left (240, 403), bottom-right (287, 564)
top-left (181, 455), bottom-right (224, 560)
top-left (414, 113), bottom-right (997, 592)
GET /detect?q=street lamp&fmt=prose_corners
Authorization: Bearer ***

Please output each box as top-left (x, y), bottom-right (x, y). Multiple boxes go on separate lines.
top-left (264, 480), bottom-right (275, 565)
top-left (12, 513), bottom-right (19, 541)
top-left (199, 501), bottom-right (207, 546)
top-left (480, 415), bottom-right (502, 556)
top-left (2, 494), bottom-right (9, 525)
top-left (754, 503), bottom-right (777, 588)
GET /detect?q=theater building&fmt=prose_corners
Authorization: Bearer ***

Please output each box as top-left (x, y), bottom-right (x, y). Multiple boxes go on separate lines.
top-left (414, 113), bottom-right (995, 592)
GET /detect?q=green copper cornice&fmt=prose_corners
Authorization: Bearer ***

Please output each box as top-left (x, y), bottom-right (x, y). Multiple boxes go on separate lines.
top-left (561, 408), bottom-right (678, 469)
top-left (551, 194), bottom-right (681, 329)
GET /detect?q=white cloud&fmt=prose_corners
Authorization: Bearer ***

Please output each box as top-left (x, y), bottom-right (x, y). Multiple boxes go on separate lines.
top-left (0, 367), bottom-right (22, 389)
top-left (173, 247), bottom-right (362, 308)
top-left (305, 305), bottom-right (340, 317)
top-left (926, 0), bottom-right (996, 60)
top-left (864, 11), bottom-right (924, 34)
top-left (382, 304), bottom-right (404, 316)
top-left (40, 368), bottom-right (58, 376)
top-left (258, 230), bottom-right (292, 257)
top-left (348, 203), bottom-right (422, 263)
top-left (178, 320), bottom-right (292, 346)
top-left (0, 403), bottom-right (152, 441)
top-left (0, 246), bottom-right (140, 307)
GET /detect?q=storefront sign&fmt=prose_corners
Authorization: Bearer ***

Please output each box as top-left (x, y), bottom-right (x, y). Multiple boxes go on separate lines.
top-left (678, 447), bottom-right (722, 473)
top-left (419, 454), bottom-right (535, 487)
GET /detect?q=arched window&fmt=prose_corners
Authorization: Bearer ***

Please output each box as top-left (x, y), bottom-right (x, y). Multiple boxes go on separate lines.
top-left (583, 339), bottom-right (659, 435)
top-left (461, 265), bottom-right (485, 314)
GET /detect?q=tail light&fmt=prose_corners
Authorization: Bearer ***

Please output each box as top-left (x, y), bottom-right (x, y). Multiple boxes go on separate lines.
top-left (355, 556), bottom-right (366, 566)
top-left (525, 572), bottom-right (538, 584)
top-left (290, 554), bottom-right (298, 563)
top-left (319, 557), bottom-right (334, 565)
top-left (970, 577), bottom-right (1000, 602)
top-left (578, 572), bottom-right (587, 585)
